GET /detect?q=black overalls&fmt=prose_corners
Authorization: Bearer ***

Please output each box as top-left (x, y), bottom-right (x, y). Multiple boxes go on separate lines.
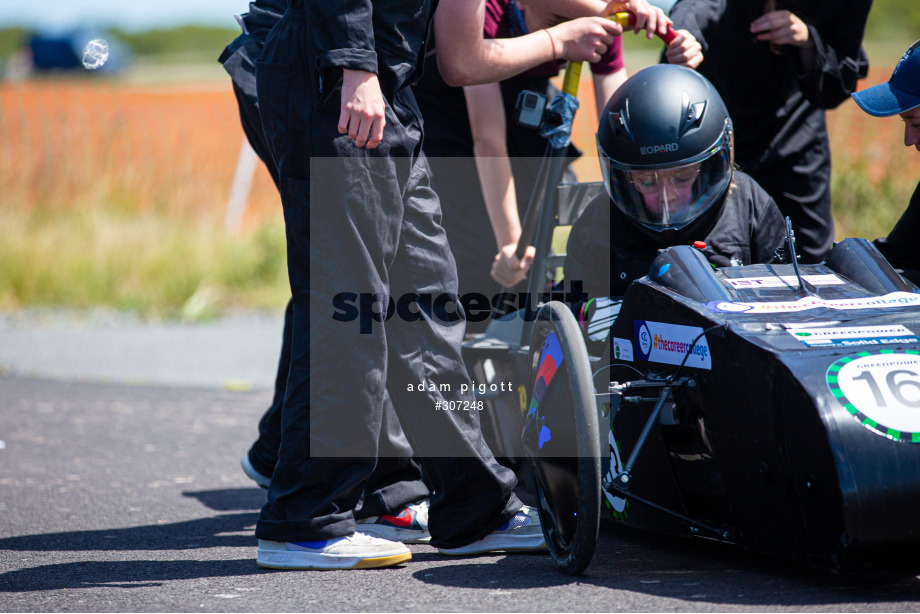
top-left (668, 0), bottom-right (870, 263)
top-left (253, 0), bottom-right (520, 547)
top-left (218, 0), bottom-right (429, 520)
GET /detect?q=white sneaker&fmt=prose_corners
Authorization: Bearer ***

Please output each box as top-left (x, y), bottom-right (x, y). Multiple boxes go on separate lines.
top-left (358, 499), bottom-right (431, 544)
top-left (256, 532), bottom-right (411, 570)
top-left (438, 505), bottom-right (546, 555)
top-left (240, 456), bottom-right (271, 489)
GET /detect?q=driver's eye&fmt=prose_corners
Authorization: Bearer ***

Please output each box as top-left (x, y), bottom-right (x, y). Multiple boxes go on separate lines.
top-left (673, 169), bottom-right (700, 184)
top-left (634, 174), bottom-right (657, 187)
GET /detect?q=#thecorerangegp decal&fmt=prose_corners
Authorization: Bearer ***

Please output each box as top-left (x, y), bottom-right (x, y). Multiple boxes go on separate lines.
top-left (634, 320), bottom-right (711, 370)
top-left (827, 349), bottom-right (920, 443)
top-left (705, 291), bottom-right (920, 315)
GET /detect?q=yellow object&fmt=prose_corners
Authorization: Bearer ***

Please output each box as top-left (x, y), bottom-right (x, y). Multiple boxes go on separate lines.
top-left (608, 12), bottom-right (631, 27)
top-left (561, 61), bottom-right (583, 96)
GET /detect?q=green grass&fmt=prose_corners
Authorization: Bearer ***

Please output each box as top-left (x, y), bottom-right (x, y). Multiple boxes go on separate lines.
top-left (832, 154), bottom-right (917, 243)
top-left (0, 207), bottom-right (290, 319)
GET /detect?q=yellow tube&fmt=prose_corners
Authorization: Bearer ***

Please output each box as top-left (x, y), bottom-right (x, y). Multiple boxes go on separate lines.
top-left (561, 61), bottom-right (583, 96)
top-left (561, 14), bottom-right (631, 96)
top-left (608, 12), bottom-right (631, 27)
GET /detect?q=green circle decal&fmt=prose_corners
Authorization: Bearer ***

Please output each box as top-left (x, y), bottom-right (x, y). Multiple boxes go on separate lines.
top-left (826, 349), bottom-right (920, 443)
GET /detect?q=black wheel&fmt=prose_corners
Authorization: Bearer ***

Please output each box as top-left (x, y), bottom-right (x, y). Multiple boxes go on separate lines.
top-left (522, 301), bottom-right (601, 574)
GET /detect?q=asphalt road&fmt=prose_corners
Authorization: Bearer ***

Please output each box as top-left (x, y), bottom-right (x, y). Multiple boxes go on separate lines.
top-left (2, 376), bottom-right (920, 612)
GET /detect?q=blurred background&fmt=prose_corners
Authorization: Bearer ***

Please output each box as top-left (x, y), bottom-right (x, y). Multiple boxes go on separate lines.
top-left (0, 0), bottom-right (918, 320)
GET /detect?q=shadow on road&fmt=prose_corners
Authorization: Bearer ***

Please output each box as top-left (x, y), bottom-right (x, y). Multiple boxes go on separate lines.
top-left (0, 488), bottom-right (269, 592)
top-left (412, 523), bottom-right (920, 607)
top-left (0, 512), bottom-right (258, 553)
top-left (0, 488), bottom-right (265, 555)
top-left (0, 559), bottom-right (266, 592)
top-left (182, 487), bottom-right (266, 511)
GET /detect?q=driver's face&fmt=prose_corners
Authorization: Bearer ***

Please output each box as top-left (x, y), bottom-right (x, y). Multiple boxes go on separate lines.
top-left (631, 164), bottom-right (701, 215)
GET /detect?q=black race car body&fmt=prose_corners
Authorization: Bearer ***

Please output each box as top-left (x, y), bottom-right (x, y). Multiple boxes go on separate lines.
top-left (604, 239), bottom-right (920, 572)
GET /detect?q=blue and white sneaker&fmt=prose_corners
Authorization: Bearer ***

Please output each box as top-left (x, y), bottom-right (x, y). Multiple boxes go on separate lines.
top-left (438, 505), bottom-right (546, 555)
top-left (256, 533), bottom-right (411, 570)
top-left (240, 456), bottom-right (271, 489)
top-left (358, 499), bottom-right (430, 544)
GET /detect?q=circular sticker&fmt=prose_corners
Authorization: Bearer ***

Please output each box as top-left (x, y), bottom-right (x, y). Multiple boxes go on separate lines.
top-left (827, 350), bottom-right (920, 443)
top-left (638, 323), bottom-right (652, 356)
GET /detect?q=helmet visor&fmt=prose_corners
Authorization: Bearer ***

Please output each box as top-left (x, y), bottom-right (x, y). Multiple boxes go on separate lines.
top-left (599, 136), bottom-right (733, 232)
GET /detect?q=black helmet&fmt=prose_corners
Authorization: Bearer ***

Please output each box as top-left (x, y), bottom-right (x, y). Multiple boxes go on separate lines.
top-left (597, 64), bottom-right (733, 237)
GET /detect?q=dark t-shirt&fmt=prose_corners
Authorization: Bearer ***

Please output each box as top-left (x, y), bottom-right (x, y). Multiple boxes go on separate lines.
top-left (564, 171), bottom-right (786, 298)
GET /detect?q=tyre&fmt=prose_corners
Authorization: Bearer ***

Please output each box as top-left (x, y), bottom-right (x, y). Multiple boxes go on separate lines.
top-left (522, 301), bottom-right (601, 574)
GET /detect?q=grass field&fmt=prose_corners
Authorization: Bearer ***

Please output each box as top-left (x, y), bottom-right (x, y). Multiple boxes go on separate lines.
top-left (0, 42), bottom-right (918, 317)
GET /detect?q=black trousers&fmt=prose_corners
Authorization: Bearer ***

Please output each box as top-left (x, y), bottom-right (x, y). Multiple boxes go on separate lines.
top-left (253, 13), bottom-right (519, 548)
top-left (222, 31), bottom-right (429, 518)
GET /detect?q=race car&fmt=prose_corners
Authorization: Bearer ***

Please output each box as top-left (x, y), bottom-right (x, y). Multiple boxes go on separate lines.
top-left (462, 34), bottom-right (920, 576)
top-left (517, 236), bottom-right (920, 575)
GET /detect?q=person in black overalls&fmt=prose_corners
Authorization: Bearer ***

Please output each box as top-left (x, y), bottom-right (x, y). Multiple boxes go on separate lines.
top-left (666, 0), bottom-right (871, 263)
top-left (251, 0), bottom-right (621, 570)
top-left (218, 1), bottom-right (431, 544)
top-left (851, 39), bottom-right (920, 286)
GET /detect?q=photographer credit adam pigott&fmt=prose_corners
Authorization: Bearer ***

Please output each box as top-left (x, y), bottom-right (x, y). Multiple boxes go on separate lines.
top-left (405, 380), bottom-right (515, 394)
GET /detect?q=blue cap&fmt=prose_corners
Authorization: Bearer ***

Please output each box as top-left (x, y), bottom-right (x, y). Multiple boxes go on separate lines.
top-left (852, 39), bottom-right (920, 117)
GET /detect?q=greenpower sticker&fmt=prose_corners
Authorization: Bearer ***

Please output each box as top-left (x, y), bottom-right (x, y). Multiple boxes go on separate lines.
top-left (790, 324), bottom-right (919, 347)
top-left (826, 349), bottom-right (920, 443)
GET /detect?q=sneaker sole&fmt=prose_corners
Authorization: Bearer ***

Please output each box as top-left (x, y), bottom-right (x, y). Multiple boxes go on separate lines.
top-left (256, 550), bottom-right (412, 570)
top-left (438, 533), bottom-right (547, 556)
top-left (240, 457), bottom-right (271, 489)
top-left (357, 524), bottom-right (431, 544)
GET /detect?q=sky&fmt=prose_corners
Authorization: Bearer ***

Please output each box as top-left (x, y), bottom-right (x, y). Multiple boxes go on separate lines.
top-left (0, 1), bottom-right (678, 32)
top-left (0, 0), bottom-right (251, 32)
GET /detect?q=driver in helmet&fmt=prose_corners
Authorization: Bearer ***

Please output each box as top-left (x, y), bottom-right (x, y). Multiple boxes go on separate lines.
top-left (565, 63), bottom-right (786, 301)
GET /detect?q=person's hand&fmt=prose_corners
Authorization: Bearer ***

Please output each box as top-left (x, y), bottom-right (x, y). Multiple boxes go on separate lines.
top-left (549, 17), bottom-right (621, 63)
top-left (491, 244), bottom-right (536, 287)
top-left (338, 69), bottom-right (386, 149)
top-left (664, 29), bottom-right (703, 69)
top-left (604, 0), bottom-right (671, 40)
top-left (750, 10), bottom-right (810, 50)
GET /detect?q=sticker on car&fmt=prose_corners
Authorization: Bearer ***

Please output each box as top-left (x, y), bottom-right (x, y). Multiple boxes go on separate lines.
top-left (612, 337), bottom-right (633, 362)
top-left (634, 320), bottom-right (711, 370)
top-left (725, 274), bottom-right (844, 288)
top-left (826, 349), bottom-right (920, 443)
top-left (789, 325), bottom-right (919, 347)
top-left (705, 291), bottom-right (920, 315)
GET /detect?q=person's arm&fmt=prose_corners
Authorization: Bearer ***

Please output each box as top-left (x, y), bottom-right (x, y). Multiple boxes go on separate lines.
top-left (666, 0), bottom-right (723, 56)
top-left (302, 1), bottom-right (384, 148)
top-left (303, 1), bottom-right (377, 74)
top-left (463, 82), bottom-right (535, 287)
top-left (750, 5), bottom-right (871, 109)
top-left (592, 69), bottom-right (627, 116)
top-left (435, 0), bottom-right (623, 86)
